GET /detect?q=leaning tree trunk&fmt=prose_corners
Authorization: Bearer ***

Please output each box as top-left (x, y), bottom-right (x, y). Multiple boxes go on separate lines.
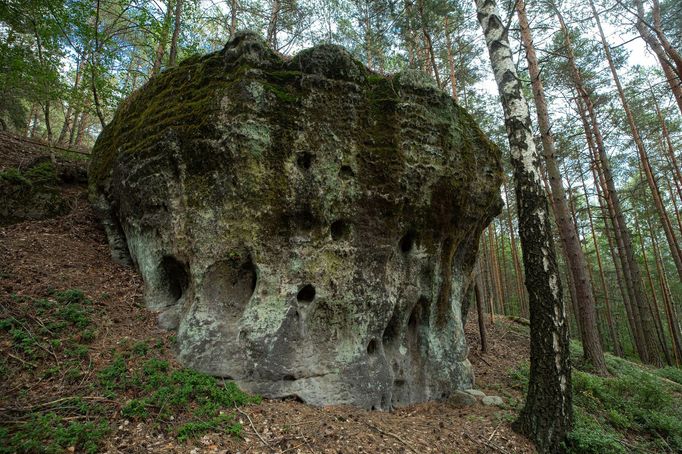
top-left (633, 0), bottom-right (682, 115)
top-left (590, 0), bottom-right (682, 284)
top-left (474, 0), bottom-right (572, 451)
top-left (517, 0), bottom-right (606, 374)
top-left (558, 9), bottom-right (661, 365)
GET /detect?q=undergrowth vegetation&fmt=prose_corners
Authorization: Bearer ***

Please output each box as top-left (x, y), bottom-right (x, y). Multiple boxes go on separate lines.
top-left (0, 289), bottom-right (259, 453)
top-left (510, 341), bottom-right (682, 453)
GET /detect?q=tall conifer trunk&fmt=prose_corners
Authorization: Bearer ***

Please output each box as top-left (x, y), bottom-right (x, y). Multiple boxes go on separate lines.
top-left (517, 0), bottom-right (606, 374)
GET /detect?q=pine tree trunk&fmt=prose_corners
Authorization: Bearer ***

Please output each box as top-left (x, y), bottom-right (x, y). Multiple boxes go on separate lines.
top-left (152, 0), bottom-right (174, 76)
top-left (475, 272), bottom-right (488, 353)
top-left (650, 0), bottom-right (682, 78)
top-left (633, 202), bottom-right (672, 365)
top-left (504, 181), bottom-right (527, 316)
top-left (518, 0), bottom-right (606, 374)
top-left (634, 0), bottom-right (682, 115)
top-left (652, 93), bottom-right (682, 203)
top-left (488, 224), bottom-right (505, 315)
top-left (475, 1), bottom-right (572, 450)
top-left (590, 0), bottom-right (682, 283)
top-left (267, 0), bottom-right (281, 50)
top-left (444, 16), bottom-right (458, 101)
top-left (57, 56), bottom-right (85, 145)
top-left (578, 156), bottom-right (622, 356)
top-left (229, 0), bottom-right (238, 37)
top-left (559, 9), bottom-right (661, 365)
top-left (168, 0), bottom-right (183, 66)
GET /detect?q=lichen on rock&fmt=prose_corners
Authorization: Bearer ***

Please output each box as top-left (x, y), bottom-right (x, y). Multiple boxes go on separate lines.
top-left (89, 31), bottom-right (503, 409)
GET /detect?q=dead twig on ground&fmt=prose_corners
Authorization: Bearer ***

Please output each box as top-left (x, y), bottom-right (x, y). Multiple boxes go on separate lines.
top-left (235, 404), bottom-right (273, 452)
top-left (465, 432), bottom-right (510, 454)
top-left (366, 421), bottom-right (417, 454)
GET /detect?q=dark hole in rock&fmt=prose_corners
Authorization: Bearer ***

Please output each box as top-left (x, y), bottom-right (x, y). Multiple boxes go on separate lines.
top-left (330, 219), bottom-right (350, 240)
top-left (339, 165), bottom-right (355, 179)
top-left (160, 256), bottom-right (189, 302)
top-left (399, 230), bottom-right (417, 253)
top-left (240, 259), bottom-right (258, 292)
top-left (282, 374), bottom-right (296, 381)
top-left (382, 310), bottom-right (400, 345)
top-left (203, 256), bottom-right (258, 317)
top-left (409, 296), bottom-right (430, 331)
top-left (367, 338), bottom-right (378, 355)
top-left (371, 405), bottom-right (377, 411)
top-left (297, 284), bottom-right (316, 302)
top-left (295, 210), bottom-right (316, 231)
top-left (297, 152), bottom-right (313, 169)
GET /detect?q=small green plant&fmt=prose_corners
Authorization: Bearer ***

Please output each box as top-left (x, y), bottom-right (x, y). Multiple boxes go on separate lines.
top-left (0, 412), bottom-right (109, 454)
top-left (176, 414), bottom-right (241, 442)
top-left (131, 341), bottom-right (149, 356)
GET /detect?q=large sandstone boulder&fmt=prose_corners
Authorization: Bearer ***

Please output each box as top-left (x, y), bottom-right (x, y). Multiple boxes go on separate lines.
top-left (89, 32), bottom-right (502, 409)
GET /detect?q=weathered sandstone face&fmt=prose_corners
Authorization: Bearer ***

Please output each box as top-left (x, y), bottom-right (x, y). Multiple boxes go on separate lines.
top-left (89, 32), bottom-right (503, 409)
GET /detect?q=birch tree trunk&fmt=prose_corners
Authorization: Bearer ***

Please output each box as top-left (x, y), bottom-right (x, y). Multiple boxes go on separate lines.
top-left (474, 0), bottom-right (572, 450)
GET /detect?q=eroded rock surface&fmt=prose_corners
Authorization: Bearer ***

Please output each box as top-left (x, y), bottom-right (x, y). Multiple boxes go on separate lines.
top-left (89, 32), bottom-right (503, 409)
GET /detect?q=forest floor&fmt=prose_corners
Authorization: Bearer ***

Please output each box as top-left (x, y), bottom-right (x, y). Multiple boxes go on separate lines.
top-left (3, 135), bottom-right (682, 454)
top-left (0, 135), bottom-right (535, 453)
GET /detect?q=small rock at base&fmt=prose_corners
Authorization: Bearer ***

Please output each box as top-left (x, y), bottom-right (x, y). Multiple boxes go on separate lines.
top-left (463, 389), bottom-right (486, 398)
top-left (448, 390), bottom-right (478, 407)
top-left (482, 395), bottom-right (505, 407)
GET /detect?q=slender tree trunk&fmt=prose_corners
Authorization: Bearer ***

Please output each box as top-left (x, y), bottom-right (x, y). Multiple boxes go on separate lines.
top-left (504, 181), bottom-right (527, 316)
top-left (444, 16), bottom-right (458, 101)
top-left (418, 0), bottom-right (440, 87)
top-left (229, 0), bottom-right (238, 37)
top-left (29, 106), bottom-right (40, 138)
top-left (475, 272), bottom-right (488, 353)
top-left (488, 224), bottom-right (505, 315)
top-left (649, 214), bottom-right (682, 364)
top-left (634, 206), bottom-right (672, 365)
top-left (152, 0), bottom-right (174, 76)
top-left (497, 219), bottom-right (511, 314)
top-left (475, 1), bottom-right (572, 450)
top-left (560, 9), bottom-right (661, 365)
top-left (578, 155), bottom-right (622, 356)
top-left (57, 56), bottom-right (85, 145)
top-left (633, 0), bottom-right (682, 115)
top-left (32, 22), bottom-right (54, 162)
top-left (267, 0), bottom-right (281, 50)
top-left (75, 107), bottom-right (90, 147)
top-left (91, 0), bottom-right (107, 128)
top-left (651, 0), bottom-right (682, 78)
top-left (652, 93), bottom-right (682, 201)
top-left (590, 0), bottom-right (682, 283)
top-left (168, 0), bottom-right (183, 66)
top-left (518, 0), bottom-right (606, 374)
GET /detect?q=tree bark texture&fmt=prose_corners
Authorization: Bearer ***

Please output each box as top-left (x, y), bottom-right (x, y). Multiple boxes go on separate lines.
top-left (517, 0), bottom-right (606, 374)
top-left (475, 0), bottom-right (572, 451)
